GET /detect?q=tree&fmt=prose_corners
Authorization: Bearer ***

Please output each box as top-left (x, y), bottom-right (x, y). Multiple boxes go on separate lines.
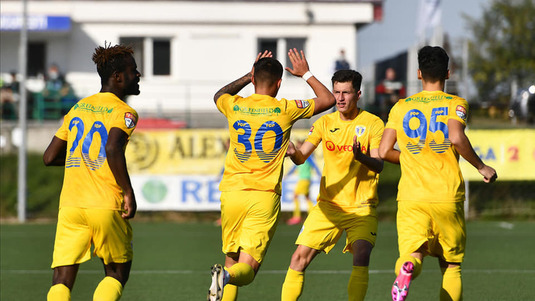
top-left (464, 0), bottom-right (535, 104)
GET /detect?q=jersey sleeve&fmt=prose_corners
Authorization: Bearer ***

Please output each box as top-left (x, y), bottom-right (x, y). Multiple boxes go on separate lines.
top-left (305, 116), bottom-right (324, 147)
top-left (449, 97), bottom-right (469, 126)
top-left (369, 117), bottom-right (385, 150)
top-left (385, 101), bottom-right (400, 130)
top-left (54, 114), bottom-right (70, 141)
top-left (216, 94), bottom-right (241, 117)
top-left (285, 98), bottom-right (315, 121)
top-left (112, 106), bottom-right (138, 137)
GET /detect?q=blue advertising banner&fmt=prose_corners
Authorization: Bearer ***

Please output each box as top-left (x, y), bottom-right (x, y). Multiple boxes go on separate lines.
top-left (1, 15), bottom-right (71, 31)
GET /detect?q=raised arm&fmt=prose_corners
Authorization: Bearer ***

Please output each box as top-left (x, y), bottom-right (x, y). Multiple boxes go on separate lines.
top-left (448, 119), bottom-right (497, 183)
top-left (213, 50), bottom-right (273, 103)
top-left (43, 136), bottom-right (67, 166)
top-left (353, 136), bottom-right (384, 173)
top-left (106, 127), bottom-right (137, 219)
top-left (378, 128), bottom-right (400, 164)
top-left (285, 48), bottom-right (335, 115)
top-left (286, 140), bottom-right (317, 165)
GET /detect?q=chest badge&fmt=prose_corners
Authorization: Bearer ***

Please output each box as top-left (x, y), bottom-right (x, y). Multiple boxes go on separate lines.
top-left (355, 125), bottom-right (366, 138)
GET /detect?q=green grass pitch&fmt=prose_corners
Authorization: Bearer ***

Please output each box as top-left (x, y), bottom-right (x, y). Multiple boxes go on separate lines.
top-left (1, 220), bottom-right (534, 300)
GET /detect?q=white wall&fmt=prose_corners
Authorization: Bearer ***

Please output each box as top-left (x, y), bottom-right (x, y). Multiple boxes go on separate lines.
top-left (1, 0), bottom-right (375, 115)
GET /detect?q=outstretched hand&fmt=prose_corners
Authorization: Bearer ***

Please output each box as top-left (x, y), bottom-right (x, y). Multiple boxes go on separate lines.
top-left (251, 50), bottom-right (273, 74)
top-left (285, 48), bottom-right (310, 77)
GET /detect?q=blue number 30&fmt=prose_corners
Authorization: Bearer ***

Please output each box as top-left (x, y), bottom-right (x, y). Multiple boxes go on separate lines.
top-left (66, 117), bottom-right (108, 170)
top-left (402, 107), bottom-right (450, 154)
top-left (233, 120), bottom-right (283, 163)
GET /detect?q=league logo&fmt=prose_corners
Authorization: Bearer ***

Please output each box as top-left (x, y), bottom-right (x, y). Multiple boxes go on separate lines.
top-left (295, 99), bottom-right (310, 109)
top-left (456, 105), bottom-right (467, 120)
top-left (125, 112), bottom-right (137, 129)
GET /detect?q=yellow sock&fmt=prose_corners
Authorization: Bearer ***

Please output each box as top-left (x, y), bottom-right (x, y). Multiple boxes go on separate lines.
top-left (293, 197), bottom-right (301, 218)
top-left (347, 266), bottom-right (368, 301)
top-left (221, 284), bottom-right (238, 301)
top-left (47, 283), bottom-right (71, 301)
top-left (93, 276), bottom-right (123, 301)
top-left (281, 267), bottom-right (304, 301)
top-left (227, 263), bottom-right (255, 286)
top-left (440, 265), bottom-right (462, 301)
top-left (395, 255), bottom-right (422, 279)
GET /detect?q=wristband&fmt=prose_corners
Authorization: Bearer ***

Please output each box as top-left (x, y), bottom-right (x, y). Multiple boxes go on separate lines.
top-left (302, 71), bottom-right (313, 81)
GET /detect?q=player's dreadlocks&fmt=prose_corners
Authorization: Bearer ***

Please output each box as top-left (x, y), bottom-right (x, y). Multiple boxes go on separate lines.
top-left (92, 41), bottom-right (134, 84)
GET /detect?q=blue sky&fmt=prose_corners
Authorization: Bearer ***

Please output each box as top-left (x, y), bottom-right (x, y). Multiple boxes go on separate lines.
top-left (358, 0), bottom-right (491, 68)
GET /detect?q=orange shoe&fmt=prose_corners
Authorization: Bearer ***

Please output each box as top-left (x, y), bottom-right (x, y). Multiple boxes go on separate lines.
top-left (286, 217), bottom-right (302, 225)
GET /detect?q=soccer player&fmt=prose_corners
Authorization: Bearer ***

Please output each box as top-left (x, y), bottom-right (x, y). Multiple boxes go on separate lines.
top-left (378, 46), bottom-right (497, 301)
top-left (281, 69), bottom-right (385, 301)
top-left (208, 48), bottom-right (335, 301)
top-left (43, 43), bottom-right (140, 301)
top-left (285, 139), bottom-right (321, 225)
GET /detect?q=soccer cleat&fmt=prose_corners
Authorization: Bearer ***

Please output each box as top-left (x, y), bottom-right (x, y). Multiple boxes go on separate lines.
top-left (392, 261), bottom-right (414, 301)
top-left (286, 217), bottom-right (302, 225)
top-left (208, 264), bottom-right (224, 301)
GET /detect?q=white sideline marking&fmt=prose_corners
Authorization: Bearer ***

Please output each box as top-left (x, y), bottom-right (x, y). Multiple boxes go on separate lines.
top-left (3, 269), bottom-right (535, 275)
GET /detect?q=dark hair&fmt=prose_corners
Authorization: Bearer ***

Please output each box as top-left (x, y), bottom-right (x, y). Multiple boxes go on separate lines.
top-left (92, 43), bottom-right (134, 84)
top-left (253, 57), bottom-right (283, 86)
top-left (331, 69), bottom-right (362, 91)
top-left (418, 46), bottom-right (449, 82)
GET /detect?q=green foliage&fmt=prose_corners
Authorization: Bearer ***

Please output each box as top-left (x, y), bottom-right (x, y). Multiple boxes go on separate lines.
top-left (464, 0), bottom-right (535, 103)
top-left (0, 153), bottom-right (63, 218)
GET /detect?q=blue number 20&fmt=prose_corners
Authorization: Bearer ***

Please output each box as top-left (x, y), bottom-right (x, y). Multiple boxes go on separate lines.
top-left (402, 107), bottom-right (450, 154)
top-left (66, 118), bottom-right (108, 170)
top-left (233, 120), bottom-right (283, 163)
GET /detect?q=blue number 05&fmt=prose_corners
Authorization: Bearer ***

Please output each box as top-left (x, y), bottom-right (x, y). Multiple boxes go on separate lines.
top-left (66, 118), bottom-right (108, 170)
top-left (233, 120), bottom-right (283, 163)
top-left (402, 107), bottom-right (450, 154)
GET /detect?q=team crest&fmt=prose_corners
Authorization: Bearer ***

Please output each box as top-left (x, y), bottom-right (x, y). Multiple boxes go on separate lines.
top-left (124, 112), bottom-right (137, 129)
top-left (456, 105), bottom-right (467, 120)
top-left (295, 99), bottom-right (310, 109)
top-left (355, 125), bottom-right (366, 138)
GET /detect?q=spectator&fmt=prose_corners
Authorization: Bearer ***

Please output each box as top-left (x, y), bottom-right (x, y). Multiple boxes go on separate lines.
top-left (375, 67), bottom-right (405, 121)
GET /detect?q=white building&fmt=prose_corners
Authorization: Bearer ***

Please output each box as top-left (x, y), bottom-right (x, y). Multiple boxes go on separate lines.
top-left (1, 0), bottom-right (382, 127)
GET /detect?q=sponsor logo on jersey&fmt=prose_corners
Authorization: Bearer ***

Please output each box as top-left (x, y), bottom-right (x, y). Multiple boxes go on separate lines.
top-left (295, 99), bottom-right (310, 109)
top-left (329, 127), bottom-right (340, 133)
top-left (325, 140), bottom-right (367, 153)
top-left (125, 112), bottom-right (137, 128)
top-left (355, 125), bottom-right (366, 137)
top-left (456, 105), bottom-right (467, 120)
top-left (232, 105), bottom-right (281, 116)
top-left (73, 102), bottom-right (114, 114)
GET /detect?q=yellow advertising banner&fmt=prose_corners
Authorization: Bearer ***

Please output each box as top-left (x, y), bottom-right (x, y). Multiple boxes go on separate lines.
top-left (459, 129), bottom-right (535, 181)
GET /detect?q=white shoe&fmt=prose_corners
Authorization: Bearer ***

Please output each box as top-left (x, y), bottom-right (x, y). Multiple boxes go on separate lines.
top-left (207, 264), bottom-right (224, 301)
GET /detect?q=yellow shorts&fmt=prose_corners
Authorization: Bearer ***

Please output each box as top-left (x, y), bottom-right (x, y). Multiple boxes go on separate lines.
top-left (51, 207), bottom-right (133, 268)
top-left (296, 201), bottom-right (378, 254)
top-left (220, 190), bottom-right (280, 264)
top-left (396, 201), bottom-right (466, 263)
top-left (294, 179), bottom-right (310, 196)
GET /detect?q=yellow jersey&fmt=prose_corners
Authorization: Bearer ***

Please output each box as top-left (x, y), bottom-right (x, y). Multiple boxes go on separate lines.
top-left (55, 92), bottom-right (138, 210)
top-left (386, 90), bottom-right (468, 202)
top-left (217, 93), bottom-right (315, 194)
top-left (307, 110), bottom-right (384, 212)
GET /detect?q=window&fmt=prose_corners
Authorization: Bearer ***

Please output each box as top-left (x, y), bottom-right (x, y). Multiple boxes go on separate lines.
top-left (120, 37), bottom-right (144, 75)
top-left (153, 40), bottom-right (170, 75)
top-left (120, 37), bottom-right (171, 76)
top-left (257, 37), bottom-right (306, 68)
